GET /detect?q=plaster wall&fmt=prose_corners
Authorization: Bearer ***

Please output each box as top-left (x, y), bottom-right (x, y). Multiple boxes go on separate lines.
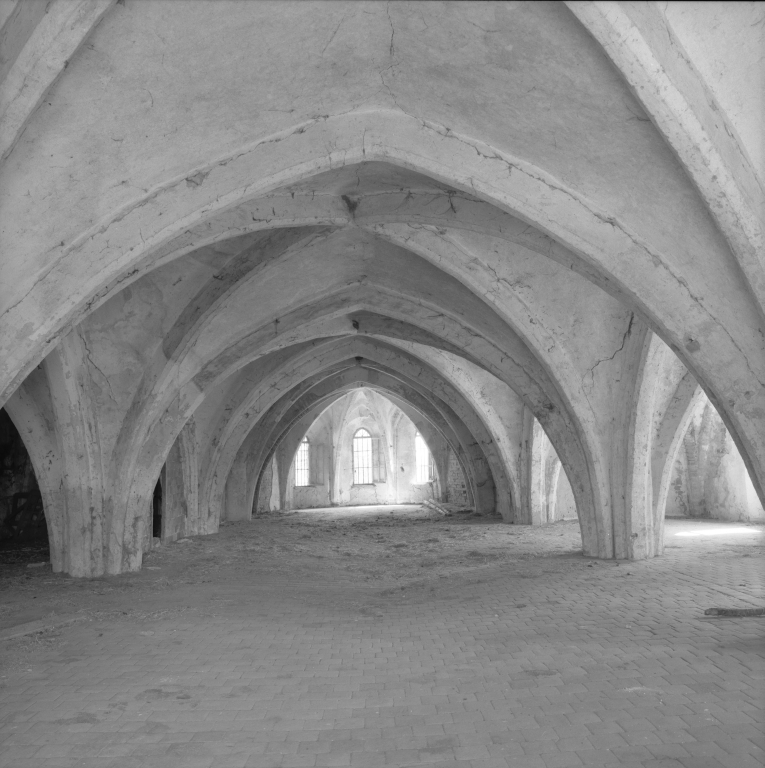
top-left (663, 1), bottom-right (764, 181)
top-left (446, 449), bottom-right (470, 507)
top-left (669, 401), bottom-right (765, 523)
top-left (255, 459), bottom-right (276, 516)
top-left (0, 0), bottom-right (49, 86)
top-left (665, 450), bottom-right (690, 518)
top-left (554, 470), bottom-right (577, 522)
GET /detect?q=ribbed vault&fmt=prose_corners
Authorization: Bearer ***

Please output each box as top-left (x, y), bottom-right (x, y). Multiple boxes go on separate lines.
top-left (1, 1), bottom-right (762, 576)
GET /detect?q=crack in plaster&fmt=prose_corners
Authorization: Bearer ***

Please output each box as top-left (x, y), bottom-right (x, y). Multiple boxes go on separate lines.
top-left (321, 10), bottom-right (348, 56)
top-left (409, 121), bottom-right (765, 389)
top-left (589, 313), bottom-right (635, 379)
top-left (80, 333), bottom-right (118, 408)
top-left (386, 1), bottom-right (395, 57)
top-left (377, 3), bottom-right (403, 111)
top-left (582, 313), bottom-right (635, 410)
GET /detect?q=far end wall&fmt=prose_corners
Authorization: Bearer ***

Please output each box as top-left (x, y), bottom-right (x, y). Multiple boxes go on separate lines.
top-left (282, 389), bottom-right (456, 510)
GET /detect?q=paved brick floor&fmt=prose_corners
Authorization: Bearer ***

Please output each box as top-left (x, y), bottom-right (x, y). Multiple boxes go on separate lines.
top-left (0, 515), bottom-right (762, 768)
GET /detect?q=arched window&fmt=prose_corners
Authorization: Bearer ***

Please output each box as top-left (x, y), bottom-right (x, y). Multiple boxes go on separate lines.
top-left (415, 431), bottom-right (433, 484)
top-left (294, 437), bottom-right (310, 487)
top-left (353, 428), bottom-right (373, 484)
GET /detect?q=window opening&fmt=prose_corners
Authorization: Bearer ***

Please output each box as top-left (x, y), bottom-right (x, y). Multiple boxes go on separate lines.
top-left (295, 437), bottom-right (310, 487)
top-left (353, 428), bottom-right (373, 484)
top-left (415, 431), bottom-right (433, 484)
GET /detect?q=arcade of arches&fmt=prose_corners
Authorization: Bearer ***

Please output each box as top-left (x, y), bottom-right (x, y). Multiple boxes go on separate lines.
top-left (1, 0), bottom-right (764, 581)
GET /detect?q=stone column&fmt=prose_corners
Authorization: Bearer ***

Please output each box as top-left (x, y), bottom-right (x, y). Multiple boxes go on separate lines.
top-left (43, 330), bottom-right (107, 577)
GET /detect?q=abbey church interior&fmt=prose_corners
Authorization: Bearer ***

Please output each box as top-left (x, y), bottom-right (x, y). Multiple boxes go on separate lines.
top-left (0, 2), bottom-right (763, 767)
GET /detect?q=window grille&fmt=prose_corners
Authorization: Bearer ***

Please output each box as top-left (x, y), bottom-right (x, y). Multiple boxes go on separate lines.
top-left (415, 431), bottom-right (433, 484)
top-left (353, 429), bottom-right (373, 484)
top-left (294, 437), bottom-right (310, 486)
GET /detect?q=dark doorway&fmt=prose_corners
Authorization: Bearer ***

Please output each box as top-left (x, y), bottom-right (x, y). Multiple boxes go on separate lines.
top-left (152, 478), bottom-right (163, 539)
top-left (0, 409), bottom-right (48, 556)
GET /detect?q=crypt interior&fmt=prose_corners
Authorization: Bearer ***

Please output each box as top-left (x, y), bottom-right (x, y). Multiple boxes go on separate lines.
top-left (0, 2), bottom-right (763, 768)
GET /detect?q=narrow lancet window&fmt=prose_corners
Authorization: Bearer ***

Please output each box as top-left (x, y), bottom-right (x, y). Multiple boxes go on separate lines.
top-left (353, 428), bottom-right (373, 484)
top-left (294, 437), bottom-right (310, 486)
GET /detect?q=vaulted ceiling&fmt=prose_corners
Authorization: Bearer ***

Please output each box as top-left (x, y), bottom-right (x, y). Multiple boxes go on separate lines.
top-left (1, 1), bottom-right (762, 575)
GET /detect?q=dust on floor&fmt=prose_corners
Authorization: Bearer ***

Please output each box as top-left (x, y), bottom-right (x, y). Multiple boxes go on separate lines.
top-left (0, 506), bottom-right (762, 659)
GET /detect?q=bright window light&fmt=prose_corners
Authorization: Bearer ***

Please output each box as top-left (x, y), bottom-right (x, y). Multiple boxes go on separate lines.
top-left (294, 437), bottom-right (310, 487)
top-left (353, 428), bottom-right (373, 484)
top-left (674, 527), bottom-right (763, 537)
top-left (415, 431), bottom-right (432, 484)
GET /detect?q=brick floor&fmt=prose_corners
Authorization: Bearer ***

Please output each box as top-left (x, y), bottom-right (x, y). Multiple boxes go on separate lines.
top-left (0, 516), bottom-right (762, 767)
